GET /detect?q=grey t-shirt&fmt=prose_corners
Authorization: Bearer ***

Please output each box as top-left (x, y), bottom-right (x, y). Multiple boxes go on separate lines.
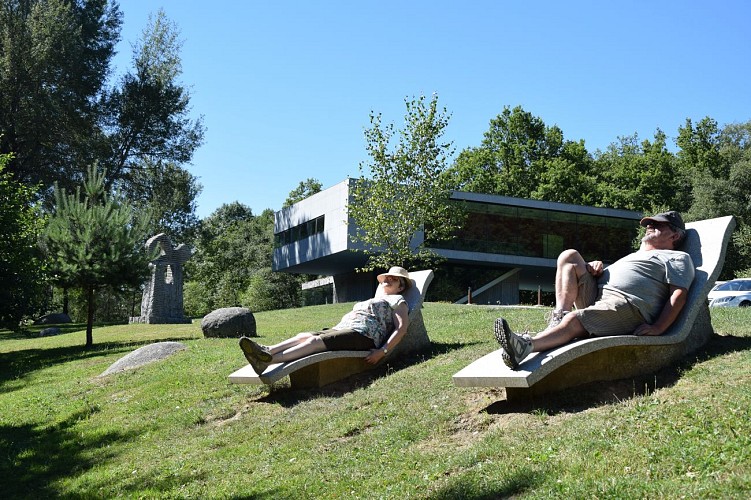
top-left (599, 249), bottom-right (695, 323)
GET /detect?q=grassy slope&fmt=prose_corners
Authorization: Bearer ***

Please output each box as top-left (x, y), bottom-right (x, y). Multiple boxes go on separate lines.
top-left (1, 304), bottom-right (750, 498)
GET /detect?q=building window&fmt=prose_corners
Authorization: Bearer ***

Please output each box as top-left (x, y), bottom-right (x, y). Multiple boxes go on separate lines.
top-left (429, 201), bottom-right (637, 263)
top-left (274, 215), bottom-right (325, 248)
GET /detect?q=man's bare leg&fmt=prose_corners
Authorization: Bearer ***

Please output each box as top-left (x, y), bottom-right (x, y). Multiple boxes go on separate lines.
top-left (554, 249), bottom-right (591, 313)
top-left (531, 314), bottom-right (588, 352)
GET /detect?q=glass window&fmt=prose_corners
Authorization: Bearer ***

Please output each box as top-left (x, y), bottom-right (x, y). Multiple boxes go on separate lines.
top-left (429, 200), bottom-right (638, 263)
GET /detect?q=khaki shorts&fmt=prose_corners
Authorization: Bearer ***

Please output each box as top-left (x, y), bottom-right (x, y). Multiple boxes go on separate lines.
top-left (573, 273), bottom-right (646, 337)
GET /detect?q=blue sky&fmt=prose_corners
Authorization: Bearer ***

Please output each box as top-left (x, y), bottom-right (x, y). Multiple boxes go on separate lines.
top-left (113, 1), bottom-right (751, 219)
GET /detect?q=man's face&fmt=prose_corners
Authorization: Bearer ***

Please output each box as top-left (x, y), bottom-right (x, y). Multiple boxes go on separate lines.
top-left (642, 221), bottom-right (677, 249)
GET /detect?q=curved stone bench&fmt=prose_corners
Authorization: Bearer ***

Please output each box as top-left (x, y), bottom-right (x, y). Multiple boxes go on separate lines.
top-left (452, 215), bottom-right (736, 401)
top-left (229, 270), bottom-right (434, 389)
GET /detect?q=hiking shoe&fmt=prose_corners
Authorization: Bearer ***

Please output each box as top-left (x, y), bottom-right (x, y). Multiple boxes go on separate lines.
top-left (494, 317), bottom-right (533, 370)
top-left (544, 309), bottom-right (570, 330)
top-left (239, 337), bottom-right (272, 375)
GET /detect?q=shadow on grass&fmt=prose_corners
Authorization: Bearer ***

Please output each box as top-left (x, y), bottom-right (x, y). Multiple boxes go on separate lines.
top-left (483, 332), bottom-right (751, 415)
top-left (426, 467), bottom-right (542, 500)
top-left (0, 337), bottom-right (198, 393)
top-left (0, 406), bottom-right (140, 498)
top-left (1, 322), bottom-right (124, 340)
top-left (255, 341), bottom-right (467, 407)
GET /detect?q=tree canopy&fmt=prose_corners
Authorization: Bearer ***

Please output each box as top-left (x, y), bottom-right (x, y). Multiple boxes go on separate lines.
top-left (348, 94), bottom-right (464, 271)
top-left (0, 153), bottom-right (46, 328)
top-left (0, 0), bottom-right (121, 190)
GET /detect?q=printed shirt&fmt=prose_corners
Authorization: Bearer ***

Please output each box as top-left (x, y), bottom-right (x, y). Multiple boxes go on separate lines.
top-left (332, 294), bottom-right (406, 347)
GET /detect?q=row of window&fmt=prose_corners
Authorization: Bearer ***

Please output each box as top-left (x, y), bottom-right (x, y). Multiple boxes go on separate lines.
top-left (274, 215), bottom-right (325, 248)
top-left (428, 202), bottom-right (638, 263)
top-left (274, 202), bottom-right (638, 264)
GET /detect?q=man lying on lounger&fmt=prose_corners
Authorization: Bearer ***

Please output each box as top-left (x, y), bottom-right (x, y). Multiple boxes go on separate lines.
top-left (495, 211), bottom-right (695, 370)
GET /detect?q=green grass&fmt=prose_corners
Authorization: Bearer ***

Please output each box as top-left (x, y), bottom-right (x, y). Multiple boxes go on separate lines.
top-left (2, 304), bottom-right (751, 498)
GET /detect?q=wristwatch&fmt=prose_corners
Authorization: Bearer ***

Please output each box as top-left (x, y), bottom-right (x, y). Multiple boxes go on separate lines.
top-left (382, 347), bottom-right (389, 355)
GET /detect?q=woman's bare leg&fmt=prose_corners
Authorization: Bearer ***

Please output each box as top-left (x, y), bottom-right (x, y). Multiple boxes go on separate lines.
top-left (266, 333), bottom-right (327, 363)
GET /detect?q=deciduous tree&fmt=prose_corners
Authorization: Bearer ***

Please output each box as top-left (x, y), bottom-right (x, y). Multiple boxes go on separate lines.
top-left (446, 105), bottom-right (573, 198)
top-left (284, 178), bottom-right (322, 207)
top-left (0, 153), bottom-right (46, 328)
top-left (594, 130), bottom-right (680, 212)
top-left (349, 94), bottom-right (463, 271)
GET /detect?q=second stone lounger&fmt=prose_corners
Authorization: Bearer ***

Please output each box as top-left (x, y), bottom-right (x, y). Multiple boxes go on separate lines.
top-left (452, 215), bottom-right (736, 401)
top-left (229, 270), bottom-right (434, 389)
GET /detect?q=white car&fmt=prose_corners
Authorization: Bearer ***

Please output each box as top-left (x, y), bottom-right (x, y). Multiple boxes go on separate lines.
top-left (708, 278), bottom-right (751, 308)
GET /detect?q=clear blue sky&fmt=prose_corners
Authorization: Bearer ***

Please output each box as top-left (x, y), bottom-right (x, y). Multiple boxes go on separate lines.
top-left (113, 1), bottom-right (751, 219)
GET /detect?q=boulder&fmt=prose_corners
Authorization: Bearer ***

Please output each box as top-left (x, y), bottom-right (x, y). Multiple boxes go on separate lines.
top-left (34, 313), bottom-right (72, 325)
top-left (201, 307), bottom-right (256, 338)
top-left (39, 327), bottom-right (62, 337)
top-left (99, 341), bottom-right (187, 376)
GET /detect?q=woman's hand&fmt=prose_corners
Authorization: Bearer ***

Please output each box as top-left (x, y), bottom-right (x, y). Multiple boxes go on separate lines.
top-left (365, 348), bottom-right (386, 365)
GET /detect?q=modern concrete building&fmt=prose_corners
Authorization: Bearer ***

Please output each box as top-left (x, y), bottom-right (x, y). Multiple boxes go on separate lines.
top-left (273, 179), bottom-right (642, 305)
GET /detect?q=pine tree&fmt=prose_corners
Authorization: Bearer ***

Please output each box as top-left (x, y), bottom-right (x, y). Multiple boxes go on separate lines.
top-left (42, 166), bottom-right (153, 346)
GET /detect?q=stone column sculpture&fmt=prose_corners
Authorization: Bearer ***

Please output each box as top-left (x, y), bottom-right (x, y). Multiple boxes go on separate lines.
top-left (129, 233), bottom-right (192, 324)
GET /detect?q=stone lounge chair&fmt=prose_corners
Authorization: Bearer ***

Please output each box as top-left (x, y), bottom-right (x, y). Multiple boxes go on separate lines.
top-left (452, 215), bottom-right (736, 401)
top-left (229, 270), bottom-right (435, 389)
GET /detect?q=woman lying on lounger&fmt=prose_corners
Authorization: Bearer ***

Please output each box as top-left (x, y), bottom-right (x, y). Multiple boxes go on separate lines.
top-left (239, 266), bottom-right (412, 375)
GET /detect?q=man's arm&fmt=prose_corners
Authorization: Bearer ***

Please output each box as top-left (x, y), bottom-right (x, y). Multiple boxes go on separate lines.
top-left (633, 285), bottom-right (689, 336)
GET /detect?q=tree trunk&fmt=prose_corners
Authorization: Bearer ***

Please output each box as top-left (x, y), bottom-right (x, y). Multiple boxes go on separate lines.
top-left (86, 286), bottom-right (95, 347)
top-left (63, 287), bottom-right (69, 315)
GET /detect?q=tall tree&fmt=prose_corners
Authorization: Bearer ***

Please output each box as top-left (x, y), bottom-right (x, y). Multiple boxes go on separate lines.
top-left (445, 105), bottom-right (593, 202)
top-left (594, 130), bottom-right (681, 213)
top-left (348, 94), bottom-right (463, 271)
top-left (0, 0), bottom-right (121, 191)
top-left (42, 166), bottom-right (153, 346)
top-left (680, 119), bottom-right (751, 278)
top-left (125, 158), bottom-right (202, 243)
top-left (532, 139), bottom-right (599, 205)
top-left (0, 153), bottom-right (46, 328)
top-left (101, 9), bottom-right (204, 189)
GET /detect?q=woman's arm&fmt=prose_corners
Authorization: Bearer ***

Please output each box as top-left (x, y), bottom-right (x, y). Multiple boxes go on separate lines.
top-left (365, 302), bottom-right (410, 364)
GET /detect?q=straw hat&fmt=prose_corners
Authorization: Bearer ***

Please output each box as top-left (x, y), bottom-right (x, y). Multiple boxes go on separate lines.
top-left (377, 266), bottom-right (412, 289)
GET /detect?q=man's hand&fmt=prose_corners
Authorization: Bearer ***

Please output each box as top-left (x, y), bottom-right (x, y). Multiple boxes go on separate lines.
top-left (586, 260), bottom-right (604, 277)
top-left (635, 285), bottom-right (688, 337)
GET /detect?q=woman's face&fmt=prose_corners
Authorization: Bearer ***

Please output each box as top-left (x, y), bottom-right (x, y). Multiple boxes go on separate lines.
top-left (381, 276), bottom-right (404, 294)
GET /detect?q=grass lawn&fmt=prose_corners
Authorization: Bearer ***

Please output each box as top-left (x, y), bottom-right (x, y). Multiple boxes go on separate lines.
top-left (1, 303), bottom-right (750, 498)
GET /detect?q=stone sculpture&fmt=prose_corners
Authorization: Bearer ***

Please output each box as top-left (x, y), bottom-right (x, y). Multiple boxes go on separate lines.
top-left (129, 233), bottom-right (192, 324)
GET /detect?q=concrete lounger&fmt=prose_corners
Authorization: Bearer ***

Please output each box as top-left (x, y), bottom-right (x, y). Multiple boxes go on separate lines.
top-left (229, 269), bottom-right (434, 389)
top-left (452, 215), bottom-right (736, 401)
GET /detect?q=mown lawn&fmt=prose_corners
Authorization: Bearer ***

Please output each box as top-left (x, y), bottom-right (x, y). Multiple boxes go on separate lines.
top-left (1, 303), bottom-right (750, 498)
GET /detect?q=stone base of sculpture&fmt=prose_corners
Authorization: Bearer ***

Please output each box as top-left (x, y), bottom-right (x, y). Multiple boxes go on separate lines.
top-left (129, 315), bottom-right (192, 325)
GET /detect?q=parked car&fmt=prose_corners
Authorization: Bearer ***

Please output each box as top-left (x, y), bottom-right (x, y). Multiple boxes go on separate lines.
top-left (708, 278), bottom-right (751, 307)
